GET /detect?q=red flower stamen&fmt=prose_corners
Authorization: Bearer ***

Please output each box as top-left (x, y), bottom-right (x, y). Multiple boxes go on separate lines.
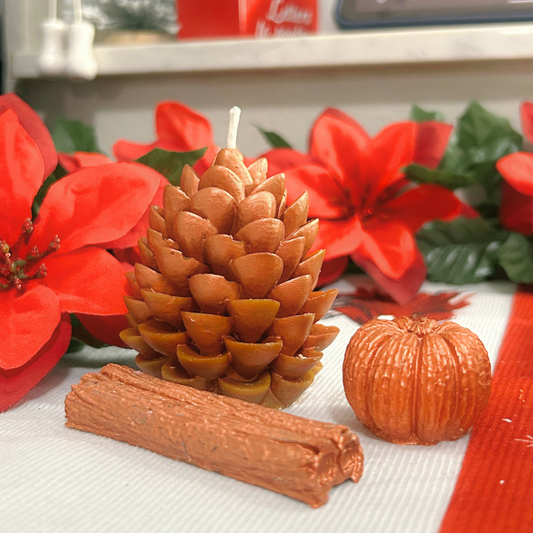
top-left (0, 218), bottom-right (59, 293)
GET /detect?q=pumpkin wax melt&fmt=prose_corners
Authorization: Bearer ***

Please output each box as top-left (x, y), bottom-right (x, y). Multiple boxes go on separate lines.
top-left (343, 316), bottom-right (491, 445)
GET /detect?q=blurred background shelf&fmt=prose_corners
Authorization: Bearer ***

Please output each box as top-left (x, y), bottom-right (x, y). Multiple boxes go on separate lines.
top-left (5, 0), bottom-right (533, 160)
top-left (11, 22), bottom-right (533, 79)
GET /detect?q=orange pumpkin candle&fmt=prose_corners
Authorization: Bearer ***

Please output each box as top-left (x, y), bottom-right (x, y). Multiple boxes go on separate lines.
top-left (343, 316), bottom-right (491, 445)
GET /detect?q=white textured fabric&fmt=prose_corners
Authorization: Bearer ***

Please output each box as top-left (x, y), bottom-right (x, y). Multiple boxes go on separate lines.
top-left (0, 278), bottom-right (515, 533)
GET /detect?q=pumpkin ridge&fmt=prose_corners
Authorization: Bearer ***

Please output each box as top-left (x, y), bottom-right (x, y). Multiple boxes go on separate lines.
top-left (440, 335), bottom-right (462, 441)
top-left (410, 331), bottom-right (422, 444)
top-left (363, 332), bottom-right (396, 433)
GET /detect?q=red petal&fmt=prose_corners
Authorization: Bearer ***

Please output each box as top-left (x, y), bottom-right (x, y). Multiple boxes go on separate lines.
top-left (284, 164), bottom-right (347, 219)
top-left (365, 122), bottom-right (416, 203)
top-left (58, 152), bottom-right (113, 174)
top-left (0, 313), bottom-right (71, 412)
top-left (312, 217), bottom-right (363, 260)
top-left (380, 184), bottom-right (462, 233)
top-left (113, 246), bottom-right (143, 267)
top-left (316, 256), bottom-right (349, 287)
top-left (58, 153), bottom-right (81, 174)
top-left (0, 284), bottom-right (61, 369)
top-left (261, 148), bottom-right (320, 176)
top-left (192, 145), bottom-right (218, 175)
top-left (102, 174), bottom-right (167, 249)
top-left (33, 162), bottom-right (161, 254)
top-left (309, 108), bottom-right (370, 199)
top-left (43, 247), bottom-right (129, 315)
top-left (72, 152), bottom-right (114, 167)
top-left (351, 248), bottom-right (426, 304)
top-left (413, 121), bottom-right (453, 169)
top-left (499, 180), bottom-right (533, 235)
top-left (156, 101), bottom-right (213, 149)
top-left (113, 140), bottom-right (158, 162)
top-left (521, 101), bottom-right (533, 145)
top-left (0, 110), bottom-right (45, 244)
top-left (497, 153), bottom-right (533, 196)
top-left (456, 202), bottom-right (479, 220)
top-left (357, 220), bottom-right (418, 280)
top-left (77, 313), bottom-right (129, 347)
top-left (0, 93), bottom-right (57, 177)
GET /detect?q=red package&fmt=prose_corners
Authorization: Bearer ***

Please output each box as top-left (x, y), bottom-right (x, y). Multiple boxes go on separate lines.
top-left (177, 0), bottom-right (318, 39)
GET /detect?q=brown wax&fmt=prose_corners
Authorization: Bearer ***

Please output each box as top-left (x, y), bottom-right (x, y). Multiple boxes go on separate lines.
top-left (65, 364), bottom-right (364, 508)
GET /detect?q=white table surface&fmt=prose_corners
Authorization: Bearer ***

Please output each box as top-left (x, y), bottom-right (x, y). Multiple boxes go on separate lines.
top-left (0, 277), bottom-right (516, 533)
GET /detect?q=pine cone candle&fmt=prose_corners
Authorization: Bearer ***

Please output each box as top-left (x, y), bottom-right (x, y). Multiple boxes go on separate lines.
top-left (120, 141), bottom-right (339, 408)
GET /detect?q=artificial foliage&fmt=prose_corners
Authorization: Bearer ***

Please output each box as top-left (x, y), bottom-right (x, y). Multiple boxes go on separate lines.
top-left (260, 100), bottom-right (533, 289)
top-left (0, 95), bottom-right (165, 411)
top-left (261, 109), bottom-right (462, 303)
top-left (113, 101), bottom-right (217, 173)
top-left (408, 101), bottom-right (533, 286)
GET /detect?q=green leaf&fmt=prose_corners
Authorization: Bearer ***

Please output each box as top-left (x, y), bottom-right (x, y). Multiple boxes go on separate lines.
top-left (410, 105), bottom-right (446, 123)
top-left (67, 338), bottom-right (86, 354)
top-left (498, 233), bottom-right (533, 284)
top-left (136, 147), bottom-right (207, 186)
top-left (52, 118), bottom-right (102, 154)
top-left (255, 126), bottom-right (293, 149)
top-left (470, 165), bottom-right (502, 205)
top-left (31, 163), bottom-right (68, 219)
top-left (458, 101), bottom-right (523, 159)
top-left (69, 314), bottom-right (107, 349)
top-left (474, 202), bottom-right (500, 220)
top-left (438, 134), bottom-right (470, 175)
top-left (431, 102), bottom-right (523, 208)
top-left (417, 218), bottom-right (509, 284)
top-left (346, 259), bottom-right (365, 275)
top-left (406, 163), bottom-right (476, 190)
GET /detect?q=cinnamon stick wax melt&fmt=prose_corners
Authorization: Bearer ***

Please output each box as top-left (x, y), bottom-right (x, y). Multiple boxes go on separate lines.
top-left (65, 364), bottom-right (364, 508)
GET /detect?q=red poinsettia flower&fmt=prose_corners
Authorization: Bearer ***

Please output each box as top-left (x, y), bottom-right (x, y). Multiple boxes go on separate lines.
top-left (0, 93), bottom-right (58, 178)
top-left (413, 120), bottom-right (453, 170)
top-left (412, 116), bottom-right (477, 220)
top-left (263, 108), bottom-right (462, 303)
top-left (495, 101), bottom-right (533, 235)
top-left (521, 100), bottom-right (533, 145)
top-left (0, 107), bottom-right (162, 412)
top-left (58, 151), bottom-right (114, 173)
top-left (55, 154), bottom-right (165, 344)
top-left (59, 152), bottom-right (169, 254)
top-left (58, 151), bottom-right (167, 271)
top-left (53, 152), bottom-right (166, 346)
top-left (112, 101), bottom-right (217, 174)
top-left (497, 152), bottom-right (533, 235)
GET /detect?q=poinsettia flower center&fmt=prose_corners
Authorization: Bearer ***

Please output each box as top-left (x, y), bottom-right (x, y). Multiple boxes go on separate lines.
top-left (347, 204), bottom-right (376, 220)
top-left (0, 218), bottom-right (60, 293)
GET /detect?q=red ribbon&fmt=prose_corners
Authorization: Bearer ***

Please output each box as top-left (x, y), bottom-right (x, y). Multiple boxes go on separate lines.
top-left (439, 285), bottom-right (533, 533)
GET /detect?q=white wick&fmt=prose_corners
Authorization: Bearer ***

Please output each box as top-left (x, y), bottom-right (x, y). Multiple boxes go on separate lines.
top-left (227, 106), bottom-right (241, 149)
